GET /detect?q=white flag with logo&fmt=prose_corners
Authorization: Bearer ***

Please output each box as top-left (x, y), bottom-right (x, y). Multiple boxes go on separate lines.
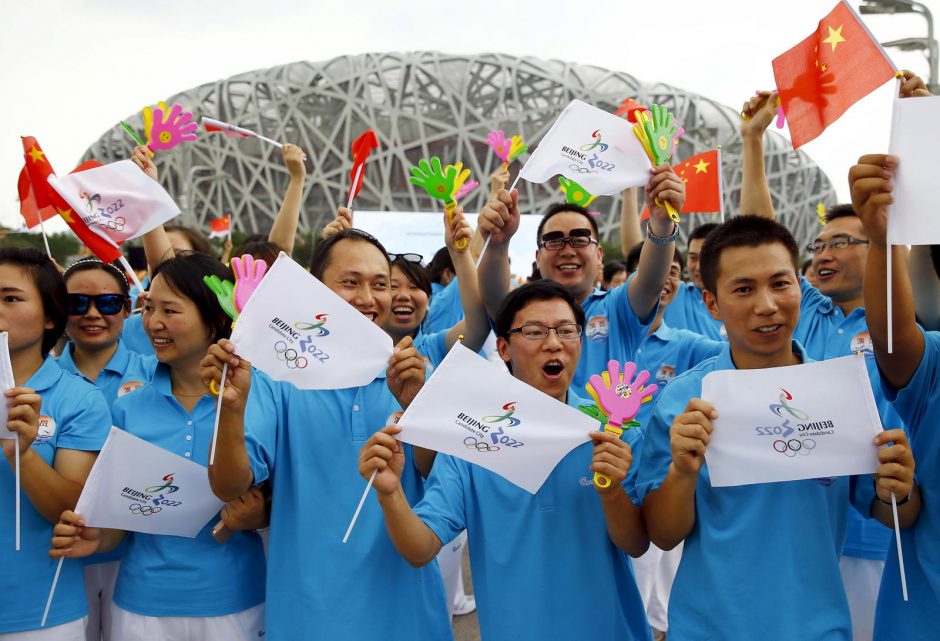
top-left (396, 342), bottom-right (596, 493)
top-left (231, 252), bottom-right (393, 389)
top-left (76, 427), bottom-right (223, 537)
top-left (701, 355), bottom-right (882, 487)
top-left (47, 159), bottom-right (180, 245)
top-left (518, 99), bottom-right (652, 196)
top-left (887, 93), bottom-right (940, 245)
top-left (0, 333), bottom-right (15, 439)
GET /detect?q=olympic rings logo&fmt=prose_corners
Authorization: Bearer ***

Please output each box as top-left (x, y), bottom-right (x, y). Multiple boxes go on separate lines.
top-left (464, 436), bottom-right (499, 453)
top-left (773, 438), bottom-right (816, 457)
top-left (129, 503), bottom-right (162, 516)
top-left (274, 341), bottom-right (309, 369)
top-left (568, 163), bottom-right (596, 174)
top-left (106, 216), bottom-right (126, 231)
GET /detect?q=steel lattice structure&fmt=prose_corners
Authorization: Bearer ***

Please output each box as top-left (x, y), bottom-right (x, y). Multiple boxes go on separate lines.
top-left (82, 52), bottom-right (837, 250)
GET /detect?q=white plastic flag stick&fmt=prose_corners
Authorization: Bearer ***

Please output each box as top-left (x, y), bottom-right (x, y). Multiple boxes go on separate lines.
top-left (14, 437), bottom-right (19, 551)
top-left (891, 491), bottom-right (909, 601)
top-left (717, 146), bottom-right (725, 223)
top-left (209, 362), bottom-right (228, 466)
top-left (887, 244), bottom-right (893, 354)
top-left (41, 557), bottom-right (64, 627)
top-left (254, 134), bottom-right (283, 149)
top-left (37, 217), bottom-right (53, 260)
top-left (117, 255), bottom-right (144, 298)
top-left (347, 164), bottom-right (364, 211)
top-left (475, 173), bottom-right (522, 269)
top-left (342, 469), bottom-right (376, 544)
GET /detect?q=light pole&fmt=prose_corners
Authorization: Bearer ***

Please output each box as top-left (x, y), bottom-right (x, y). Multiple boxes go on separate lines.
top-left (860, 0), bottom-right (939, 93)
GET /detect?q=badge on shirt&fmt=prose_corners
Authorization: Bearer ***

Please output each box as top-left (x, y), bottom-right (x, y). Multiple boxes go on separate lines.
top-left (656, 364), bottom-right (676, 385)
top-left (117, 380), bottom-right (145, 397)
top-left (421, 356), bottom-right (435, 376)
top-left (585, 315), bottom-right (609, 342)
top-left (34, 415), bottom-right (56, 445)
top-left (850, 331), bottom-right (874, 357)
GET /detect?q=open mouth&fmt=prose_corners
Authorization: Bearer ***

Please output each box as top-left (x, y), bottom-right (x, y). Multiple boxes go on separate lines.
top-left (755, 324), bottom-right (782, 335)
top-left (361, 311), bottom-right (378, 322)
top-left (542, 359), bottom-right (564, 378)
top-left (815, 268), bottom-right (836, 280)
top-left (80, 324), bottom-right (107, 334)
top-left (556, 263), bottom-right (580, 273)
top-left (152, 337), bottom-right (173, 347)
top-left (392, 305), bottom-right (415, 321)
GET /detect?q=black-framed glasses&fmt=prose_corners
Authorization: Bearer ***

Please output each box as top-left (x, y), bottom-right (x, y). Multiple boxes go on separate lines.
top-left (507, 323), bottom-right (583, 340)
top-left (805, 235), bottom-right (870, 255)
top-left (67, 293), bottom-right (128, 316)
top-left (539, 229), bottom-right (597, 251)
top-left (388, 253), bottom-right (424, 264)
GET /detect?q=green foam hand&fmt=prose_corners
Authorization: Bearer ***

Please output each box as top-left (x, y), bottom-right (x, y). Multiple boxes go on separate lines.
top-left (203, 275), bottom-right (238, 321)
top-left (641, 104), bottom-right (680, 166)
top-left (558, 177), bottom-right (598, 207)
top-left (409, 157), bottom-right (457, 204)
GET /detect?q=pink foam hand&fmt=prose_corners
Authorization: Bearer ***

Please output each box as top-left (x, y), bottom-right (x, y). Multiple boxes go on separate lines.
top-left (775, 103), bottom-right (785, 129)
top-left (586, 360), bottom-right (658, 427)
top-left (453, 179), bottom-right (479, 201)
top-left (147, 103), bottom-right (198, 152)
top-left (231, 254), bottom-right (268, 313)
top-left (486, 130), bottom-right (511, 163)
top-left (670, 127), bottom-right (685, 156)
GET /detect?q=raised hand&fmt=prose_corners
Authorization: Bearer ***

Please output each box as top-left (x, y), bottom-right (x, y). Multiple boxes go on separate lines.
top-left (487, 130), bottom-right (511, 163)
top-left (200, 339), bottom-right (252, 409)
top-left (203, 275), bottom-right (237, 321)
top-left (231, 254), bottom-right (268, 313)
top-left (740, 91), bottom-right (779, 138)
top-left (321, 207), bottom-right (353, 240)
top-left (443, 205), bottom-right (472, 254)
top-left (410, 157), bottom-right (457, 204)
top-left (558, 176), bottom-right (598, 207)
top-left (282, 143), bottom-right (307, 180)
top-left (146, 103), bottom-right (198, 152)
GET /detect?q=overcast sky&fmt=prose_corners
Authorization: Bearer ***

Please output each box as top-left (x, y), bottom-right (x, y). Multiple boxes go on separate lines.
top-left (1, 0), bottom-right (932, 232)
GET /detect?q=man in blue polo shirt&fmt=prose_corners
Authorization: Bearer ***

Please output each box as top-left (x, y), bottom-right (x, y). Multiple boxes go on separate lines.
top-left (851, 150), bottom-right (935, 641)
top-left (477, 165), bottom-right (685, 388)
top-left (636, 215), bottom-right (918, 641)
top-left (359, 280), bottom-right (653, 641)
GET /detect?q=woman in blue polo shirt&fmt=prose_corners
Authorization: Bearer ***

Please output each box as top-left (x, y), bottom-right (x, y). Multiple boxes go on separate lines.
top-left (52, 252), bottom-right (266, 641)
top-left (0, 247), bottom-right (111, 640)
top-left (57, 258), bottom-right (156, 641)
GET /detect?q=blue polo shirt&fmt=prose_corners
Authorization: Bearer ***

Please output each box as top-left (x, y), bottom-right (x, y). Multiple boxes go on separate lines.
top-left (57, 340), bottom-right (156, 411)
top-left (0, 357), bottom-right (110, 633)
top-left (120, 313), bottom-right (153, 356)
top-left (576, 274), bottom-right (656, 389)
top-left (635, 342), bottom-right (876, 641)
top-left (413, 389), bottom-right (652, 641)
top-left (795, 278), bottom-right (895, 561)
top-left (57, 340), bottom-right (156, 565)
top-left (414, 329), bottom-right (448, 374)
top-left (427, 277), bottom-right (463, 334)
top-left (110, 365), bottom-right (266, 617)
top-left (244, 372), bottom-right (452, 641)
top-left (662, 281), bottom-right (724, 340)
top-left (872, 329), bottom-right (940, 641)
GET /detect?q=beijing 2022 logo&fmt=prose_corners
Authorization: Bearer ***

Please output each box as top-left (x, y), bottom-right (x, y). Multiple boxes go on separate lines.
top-left (754, 389), bottom-right (824, 458)
top-left (121, 473), bottom-right (182, 516)
top-left (456, 402), bottom-right (525, 453)
top-left (269, 314), bottom-right (331, 369)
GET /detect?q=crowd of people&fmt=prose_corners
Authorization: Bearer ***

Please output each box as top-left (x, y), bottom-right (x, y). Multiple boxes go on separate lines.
top-left (0, 71), bottom-right (934, 641)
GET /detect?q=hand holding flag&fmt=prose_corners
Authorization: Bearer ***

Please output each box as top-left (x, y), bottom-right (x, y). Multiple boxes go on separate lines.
top-left (640, 148), bottom-right (723, 220)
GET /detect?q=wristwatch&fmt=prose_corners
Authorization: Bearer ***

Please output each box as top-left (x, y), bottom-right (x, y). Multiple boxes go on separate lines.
top-left (646, 222), bottom-right (679, 245)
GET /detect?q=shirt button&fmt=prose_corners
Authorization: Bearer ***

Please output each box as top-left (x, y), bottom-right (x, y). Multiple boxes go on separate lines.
top-left (187, 420), bottom-right (193, 426)
top-left (837, 329), bottom-right (844, 334)
top-left (184, 452), bottom-right (191, 457)
top-left (185, 435), bottom-right (192, 441)
top-left (353, 404), bottom-right (360, 412)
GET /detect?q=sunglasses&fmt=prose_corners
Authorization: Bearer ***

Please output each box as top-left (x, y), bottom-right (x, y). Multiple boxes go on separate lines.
top-left (388, 253), bottom-right (424, 264)
top-left (67, 293), bottom-right (128, 316)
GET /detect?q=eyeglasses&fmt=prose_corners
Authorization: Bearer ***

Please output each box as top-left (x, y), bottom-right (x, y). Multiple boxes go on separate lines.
top-left (507, 323), bottom-right (583, 341)
top-left (67, 293), bottom-right (128, 316)
top-left (805, 235), bottom-right (870, 255)
top-left (388, 253), bottom-right (424, 264)
top-left (539, 229), bottom-right (597, 251)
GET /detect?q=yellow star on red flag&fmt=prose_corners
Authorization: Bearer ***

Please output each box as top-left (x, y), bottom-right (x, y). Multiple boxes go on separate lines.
top-left (694, 159), bottom-right (710, 174)
top-left (823, 25), bottom-right (846, 53)
top-left (27, 146), bottom-right (45, 163)
top-left (57, 207), bottom-right (76, 224)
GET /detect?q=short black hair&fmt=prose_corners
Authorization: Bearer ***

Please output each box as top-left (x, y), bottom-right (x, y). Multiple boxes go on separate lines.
top-left (603, 260), bottom-right (627, 282)
top-left (0, 247), bottom-right (67, 354)
top-left (427, 247), bottom-right (454, 284)
top-left (822, 204), bottom-right (857, 225)
top-left (700, 215), bottom-right (799, 295)
top-left (536, 203), bottom-right (598, 242)
top-left (152, 252), bottom-right (234, 343)
top-left (626, 243), bottom-right (684, 275)
top-left (233, 235), bottom-right (282, 266)
top-left (689, 222), bottom-right (720, 244)
top-left (309, 229), bottom-right (391, 280)
top-left (63, 257), bottom-right (130, 296)
top-left (494, 280), bottom-right (585, 339)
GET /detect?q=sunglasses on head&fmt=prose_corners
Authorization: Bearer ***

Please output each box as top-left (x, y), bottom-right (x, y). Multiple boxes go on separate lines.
top-left (388, 253), bottom-right (424, 264)
top-left (67, 293), bottom-right (128, 316)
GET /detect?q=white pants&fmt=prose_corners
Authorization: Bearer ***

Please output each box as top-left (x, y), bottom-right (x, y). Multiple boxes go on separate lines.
top-left (0, 619), bottom-right (86, 641)
top-left (840, 556), bottom-right (884, 641)
top-left (83, 562), bottom-right (119, 641)
top-left (631, 542), bottom-right (682, 633)
top-left (109, 604), bottom-right (264, 641)
top-left (436, 530), bottom-right (469, 619)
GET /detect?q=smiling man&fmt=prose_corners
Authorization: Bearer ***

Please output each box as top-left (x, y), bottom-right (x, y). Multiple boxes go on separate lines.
top-left (359, 280), bottom-right (654, 641)
top-left (477, 166), bottom-right (684, 388)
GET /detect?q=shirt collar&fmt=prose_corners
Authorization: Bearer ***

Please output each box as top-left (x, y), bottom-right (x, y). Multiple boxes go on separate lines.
top-left (715, 340), bottom-right (811, 371)
top-left (651, 321), bottom-right (675, 341)
top-left (59, 340), bottom-right (132, 377)
top-left (26, 356), bottom-right (65, 393)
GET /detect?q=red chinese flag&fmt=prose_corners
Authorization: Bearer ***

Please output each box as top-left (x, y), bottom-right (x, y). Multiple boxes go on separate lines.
top-left (772, 0), bottom-right (895, 149)
top-left (348, 129), bottom-right (379, 202)
top-left (641, 149), bottom-right (722, 220)
top-left (20, 137), bottom-right (122, 263)
top-left (615, 98), bottom-right (649, 124)
top-left (209, 215), bottom-right (231, 238)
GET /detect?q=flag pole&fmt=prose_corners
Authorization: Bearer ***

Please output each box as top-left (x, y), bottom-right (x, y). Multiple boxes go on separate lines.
top-left (890, 491), bottom-right (909, 601)
top-left (254, 134), bottom-right (283, 149)
top-left (41, 557), bottom-right (64, 627)
top-left (717, 146), bottom-right (725, 223)
top-left (37, 217), bottom-right (53, 260)
top-left (209, 362), bottom-right (228, 466)
top-left (14, 436), bottom-right (20, 551)
top-left (347, 164), bottom-right (364, 212)
top-left (475, 173), bottom-right (522, 269)
top-left (887, 244), bottom-right (893, 354)
top-left (343, 469), bottom-right (376, 543)
top-left (117, 255), bottom-right (145, 298)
